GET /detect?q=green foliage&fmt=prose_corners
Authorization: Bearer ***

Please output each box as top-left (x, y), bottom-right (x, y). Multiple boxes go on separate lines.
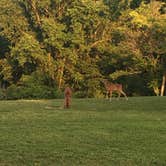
top-left (41, 18), bottom-right (67, 49)
top-left (0, 88), bottom-right (6, 99)
top-left (11, 33), bottom-right (45, 66)
top-left (0, 0), bottom-right (28, 43)
top-left (4, 73), bottom-right (63, 99)
top-left (0, 0), bottom-right (166, 98)
top-left (5, 84), bottom-right (63, 100)
top-left (0, 59), bottom-right (12, 82)
top-left (148, 79), bottom-right (160, 96)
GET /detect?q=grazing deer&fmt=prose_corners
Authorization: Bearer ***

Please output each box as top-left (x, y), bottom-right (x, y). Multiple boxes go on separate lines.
top-left (102, 79), bottom-right (128, 101)
top-left (64, 87), bottom-right (72, 108)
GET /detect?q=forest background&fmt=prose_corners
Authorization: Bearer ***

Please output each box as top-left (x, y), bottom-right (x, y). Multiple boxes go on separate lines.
top-left (0, 0), bottom-right (166, 99)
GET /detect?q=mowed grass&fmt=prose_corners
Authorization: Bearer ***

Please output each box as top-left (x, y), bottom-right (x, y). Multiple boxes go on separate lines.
top-left (0, 97), bottom-right (166, 166)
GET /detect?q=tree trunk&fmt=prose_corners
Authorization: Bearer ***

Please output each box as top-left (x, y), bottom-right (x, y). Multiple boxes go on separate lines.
top-left (57, 58), bottom-right (66, 89)
top-left (27, 0), bottom-right (41, 25)
top-left (160, 74), bottom-right (166, 96)
top-left (153, 87), bottom-right (159, 96)
top-left (47, 53), bottom-right (54, 86)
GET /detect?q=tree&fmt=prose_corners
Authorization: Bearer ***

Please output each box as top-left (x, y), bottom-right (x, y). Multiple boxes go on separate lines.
top-left (0, 0), bottom-right (29, 88)
top-left (0, 0), bottom-right (165, 98)
top-left (117, 1), bottom-right (166, 95)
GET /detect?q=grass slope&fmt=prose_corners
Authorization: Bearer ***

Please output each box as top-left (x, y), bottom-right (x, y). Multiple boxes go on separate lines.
top-left (0, 97), bottom-right (166, 165)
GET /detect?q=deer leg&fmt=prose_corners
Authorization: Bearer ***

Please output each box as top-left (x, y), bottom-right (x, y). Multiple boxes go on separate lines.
top-left (117, 92), bottom-right (121, 100)
top-left (120, 90), bottom-right (128, 100)
top-left (69, 97), bottom-right (71, 107)
top-left (109, 91), bottom-right (112, 102)
top-left (105, 91), bottom-right (109, 100)
top-left (106, 91), bottom-right (108, 99)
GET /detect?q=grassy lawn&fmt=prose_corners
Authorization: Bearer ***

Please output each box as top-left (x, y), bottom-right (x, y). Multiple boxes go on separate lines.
top-left (0, 97), bottom-right (166, 165)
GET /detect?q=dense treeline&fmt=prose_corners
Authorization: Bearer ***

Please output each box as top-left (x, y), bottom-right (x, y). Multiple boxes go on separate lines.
top-left (0, 0), bottom-right (166, 99)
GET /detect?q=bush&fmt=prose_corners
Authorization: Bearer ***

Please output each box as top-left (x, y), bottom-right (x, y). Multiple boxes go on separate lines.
top-left (6, 85), bottom-right (22, 99)
top-left (5, 84), bottom-right (64, 99)
top-left (0, 88), bottom-right (6, 99)
top-left (3, 72), bottom-right (65, 99)
top-left (73, 91), bottom-right (88, 98)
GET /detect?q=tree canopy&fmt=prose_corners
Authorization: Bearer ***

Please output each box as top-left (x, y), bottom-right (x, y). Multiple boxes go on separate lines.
top-left (0, 0), bottom-right (166, 99)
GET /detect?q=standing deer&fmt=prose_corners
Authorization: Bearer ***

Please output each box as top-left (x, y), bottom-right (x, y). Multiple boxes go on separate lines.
top-left (102, 79), bottom-right (128, 101)
top-left (64, 87), bottom-right (72, 108)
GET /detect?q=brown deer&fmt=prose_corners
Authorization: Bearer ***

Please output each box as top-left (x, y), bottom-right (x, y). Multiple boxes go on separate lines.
top-left (64, 87), bottom-right (72, 108)
top-left (102, 79), bottom-right (128, 101)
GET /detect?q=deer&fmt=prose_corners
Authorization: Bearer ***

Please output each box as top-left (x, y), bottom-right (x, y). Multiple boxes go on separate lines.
top-left (102, 79), bottom-right (128, 101)
top-left (64, 87), bottom-right (72, 108)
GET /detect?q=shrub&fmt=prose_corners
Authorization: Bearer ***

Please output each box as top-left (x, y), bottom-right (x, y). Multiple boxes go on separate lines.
top-left (5, 84), bottom-right (63, 99)
top-left (0, 88), bottom-right (6, 99)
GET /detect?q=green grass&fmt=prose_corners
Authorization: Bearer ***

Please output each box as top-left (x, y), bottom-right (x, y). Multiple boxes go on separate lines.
top-left (0, 97), bottom-right (166, 166)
